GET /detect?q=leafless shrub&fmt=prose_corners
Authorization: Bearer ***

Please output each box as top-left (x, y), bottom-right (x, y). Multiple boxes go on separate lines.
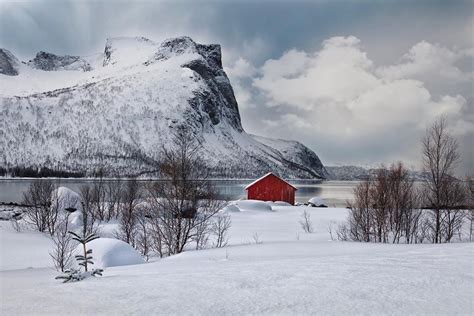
top-left (344, 163), bottom-right (423, 243)
top-left (211, 213), bottom-right (232, 248)
top-left (299, 210), bottom-right (314, 233)
top-left (327, 220), bottom-right (337, 241)
top-left (50, 214), bottom-right (75, 272)
top-left (336, 223), bottom-right (349, 241)
top-left (252, 232), bottom-right (262, 244)
top-left (194, 220), bottom-right (211, 250)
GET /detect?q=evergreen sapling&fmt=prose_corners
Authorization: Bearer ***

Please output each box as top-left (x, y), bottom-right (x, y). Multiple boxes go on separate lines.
top-left (55, 231), bottom-right (104, 283)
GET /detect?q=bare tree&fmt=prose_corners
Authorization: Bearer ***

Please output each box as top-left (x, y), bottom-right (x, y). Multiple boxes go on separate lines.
top-left (23, 180), bottom-right (59, 235)
top-left (146, 126), bottom-right (222, 255)
top-left (346, 178), bottom-right (373, 242)
top-left (422, 116), bottom-right (460, 243)
top-left (135, 207), bottom-right (152, 261)
top-left (116, 178), bottom-right (142, 247)
top-left (49, 213), bottom-right (75, 272)
top-left (106, 177), bottom-right (123, 221)
top-left (387, 162), bottom-right (418, 243)
top-left (299, 210), bottom-right (314, 233)
top-left (370, 167), bottom-right (391, 242)
top-left (79, 185), bottom-right (99, 237)
top-left (467, 176), bottom-right (474, 241)
top-left (439, 178), bottom-right (466, 242)
top-left (91, 170), bottom-right (107, 221)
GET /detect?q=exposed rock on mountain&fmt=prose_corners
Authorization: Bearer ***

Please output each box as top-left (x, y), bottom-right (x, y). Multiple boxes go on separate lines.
top-left (0, 49), bottom-right (19, 76)
top-left (0, 36), bottom-right (326, 179)
top-left (28, 51), bottom-right (92, 71)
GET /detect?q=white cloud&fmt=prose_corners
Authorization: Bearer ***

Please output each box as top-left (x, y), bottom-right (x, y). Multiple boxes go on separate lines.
top-left (249, 36), bottom-right (473, 169)
top-left (225, 57), bottom-right (257, 109)
top-left (377, 41), bottom-right (473, 82)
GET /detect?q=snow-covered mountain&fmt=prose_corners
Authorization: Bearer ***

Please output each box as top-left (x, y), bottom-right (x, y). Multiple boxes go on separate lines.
top-left (0, 36), bottom-right (327, 179)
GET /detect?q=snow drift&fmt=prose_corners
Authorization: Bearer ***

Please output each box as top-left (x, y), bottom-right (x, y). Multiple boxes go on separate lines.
top-left (77, 238), bottom-right (145, 269)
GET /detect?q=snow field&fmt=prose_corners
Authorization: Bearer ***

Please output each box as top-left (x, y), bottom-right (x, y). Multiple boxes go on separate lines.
top-left (0, 205), bottom-right (473, 315)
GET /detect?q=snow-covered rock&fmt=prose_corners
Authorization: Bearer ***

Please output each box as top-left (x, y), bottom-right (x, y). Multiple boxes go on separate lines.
top-left (51, 186), bottom-right (83, 229)
top-left (77, 238), bottom-right (145, 269)
top-left (51, 187), bottom-right (82, 212)
top-left (308, 197), bottom-right (327, 207)
top-left (0, 36), bottom-right (326, 179)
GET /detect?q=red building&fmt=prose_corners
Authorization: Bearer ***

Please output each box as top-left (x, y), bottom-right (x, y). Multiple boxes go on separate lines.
top-left (245, 172), bottom-right (297, 205)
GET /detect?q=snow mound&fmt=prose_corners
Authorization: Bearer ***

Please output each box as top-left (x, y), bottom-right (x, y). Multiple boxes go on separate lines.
top-left (268, 201), bottom-right (292, 206)
top-left (52, 187), bottom-right (82, 212)
top-left (78, 238), bottom-right (145, 269)
top-left (221, 204), bottom-right (241, 213)
top-left (308, 197), bottom-right (327, 207)
top-left (233, 200), bottom-right (273, 212)
top-left (51, 186), bottom-right (83, 230)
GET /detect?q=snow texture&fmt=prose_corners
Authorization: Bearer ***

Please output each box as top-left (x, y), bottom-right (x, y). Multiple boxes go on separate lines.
top-left (0, 206), bottom-right (473, 315)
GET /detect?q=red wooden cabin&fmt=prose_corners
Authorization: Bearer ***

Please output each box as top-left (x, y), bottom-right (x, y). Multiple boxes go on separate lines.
top-left (245, 172), bottom-right (297, 205)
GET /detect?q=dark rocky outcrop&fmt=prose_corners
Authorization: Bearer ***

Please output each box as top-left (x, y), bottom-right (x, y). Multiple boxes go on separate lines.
top-left (0, 49), bottom-right (19, 76)
top-left (29, 51), bottom-right (91, 71)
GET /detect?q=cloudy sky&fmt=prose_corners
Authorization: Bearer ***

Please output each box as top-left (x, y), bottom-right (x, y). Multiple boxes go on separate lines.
top-left (1, 0), bottom-right (473, 174)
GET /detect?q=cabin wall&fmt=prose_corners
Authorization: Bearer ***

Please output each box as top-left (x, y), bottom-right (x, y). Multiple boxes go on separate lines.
top-left (247, 175), bottom-right (295, 205)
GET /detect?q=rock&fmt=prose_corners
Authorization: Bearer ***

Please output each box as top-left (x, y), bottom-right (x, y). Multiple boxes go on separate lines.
top-left (0, 49), bottom-right (19, 76)
top-left (29, 51), bottom-right (91, 71)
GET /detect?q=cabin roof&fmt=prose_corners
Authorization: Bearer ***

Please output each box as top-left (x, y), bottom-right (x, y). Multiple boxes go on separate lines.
top-left (244, 172), bottom-right (298, 190)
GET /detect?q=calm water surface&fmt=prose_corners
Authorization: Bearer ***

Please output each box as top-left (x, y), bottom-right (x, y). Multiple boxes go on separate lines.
top-left (0, 179), bottom-right (358, 207)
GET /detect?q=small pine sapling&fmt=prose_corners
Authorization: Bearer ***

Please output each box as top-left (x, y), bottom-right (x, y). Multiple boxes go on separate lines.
top-left (69, 231), bottom-right (99, 272)
top-left (55, 231), bottom-right (103, 283)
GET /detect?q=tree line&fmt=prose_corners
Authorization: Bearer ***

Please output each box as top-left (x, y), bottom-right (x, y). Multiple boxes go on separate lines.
top-left (338, 117), bottom-right (473, 243)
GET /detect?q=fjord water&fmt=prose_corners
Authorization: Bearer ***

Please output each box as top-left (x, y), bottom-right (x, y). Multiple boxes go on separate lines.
top-left (0, 179), bottom-right (358, 207)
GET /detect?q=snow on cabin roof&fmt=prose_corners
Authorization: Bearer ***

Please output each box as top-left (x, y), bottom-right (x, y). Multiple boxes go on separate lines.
top-left (244, 172), bottom-right (298, 190)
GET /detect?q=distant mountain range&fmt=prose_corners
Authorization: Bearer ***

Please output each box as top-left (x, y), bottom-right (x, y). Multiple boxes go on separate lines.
top-left (326, 165), bottom-right (429, 181)
top-left (0, 36), bottom-right (327, 179)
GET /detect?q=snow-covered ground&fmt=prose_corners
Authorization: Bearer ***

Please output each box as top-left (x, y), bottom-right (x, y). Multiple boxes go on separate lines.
top-left (1, 205), bottom-right (473, 315)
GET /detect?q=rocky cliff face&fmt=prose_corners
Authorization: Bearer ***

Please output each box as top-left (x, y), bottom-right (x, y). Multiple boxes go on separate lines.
top-left (0, 49), bottom-right (19, 76)
top-left (0, 36), bottom-right (326, 179)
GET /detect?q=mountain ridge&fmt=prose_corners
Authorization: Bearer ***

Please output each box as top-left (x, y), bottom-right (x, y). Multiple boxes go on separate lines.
top-left (0, 36), bottom-right (327, 179)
